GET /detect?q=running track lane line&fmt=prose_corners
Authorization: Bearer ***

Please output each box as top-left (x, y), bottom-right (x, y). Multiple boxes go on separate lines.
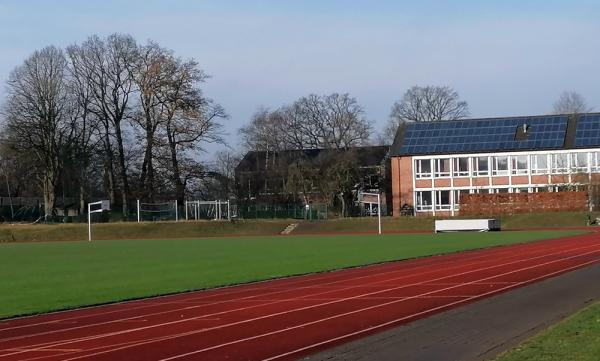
top-left (152, 249), bottom-right (600, 360)
top-left (261, 256), bottom-right (600, 361)
top-left (3, 235), bottom-right (584, 348)
top-left (18, 242), bottom-right (600, 361)
top-left (3, 237), bottom-right (594, 359)
top-left (0, 235), bottom-right (522, 334)
top-left (3, 237), bottom-right (597, 360)
top-left (2, 231), bottom-right (588, 334)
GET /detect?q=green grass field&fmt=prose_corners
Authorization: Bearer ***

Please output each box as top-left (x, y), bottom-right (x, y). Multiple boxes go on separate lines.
top-left (0, 230), bottom-right (581, 319)
top-left (495, 301), bottom-right (600, 361)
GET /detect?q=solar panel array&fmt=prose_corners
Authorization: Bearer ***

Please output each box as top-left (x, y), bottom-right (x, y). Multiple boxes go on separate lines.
top-left (574, 114), bottom-right (600, 147)
top-left (398, 116), bottom-right (569, 155)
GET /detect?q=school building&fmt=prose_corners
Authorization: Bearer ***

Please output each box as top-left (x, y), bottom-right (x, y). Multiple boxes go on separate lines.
top-left (389, 113), bottom-right (600, 216)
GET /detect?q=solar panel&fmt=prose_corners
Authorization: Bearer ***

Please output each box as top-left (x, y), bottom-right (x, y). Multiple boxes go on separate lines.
top-left (574, 114), bottom-right (600, 147)
top-left (398, 115), bottom-right (569, 155)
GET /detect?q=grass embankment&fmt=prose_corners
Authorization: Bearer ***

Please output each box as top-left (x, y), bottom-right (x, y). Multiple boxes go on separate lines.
top-left (294, 211), bottom-right (597, 234)
top-left (495, 301), bottom-right (600, 361)
top-left (0, 219), bottom-right (291, 242)
top-left (0, 230), bottom-right (581, 319)
top-left (0, 211), bottom-right (595, 243)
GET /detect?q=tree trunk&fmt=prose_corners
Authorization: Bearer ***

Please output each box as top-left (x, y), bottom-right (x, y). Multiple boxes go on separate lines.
top-left (103, 130), bottom-right (117, 205)
top-left (113, 121), bottom-right (130, 220)
top-left (167, 131), bottom-right (185, 205)
top-left (43, 172), bottom-right (56, 222)
top-left (139, 127), bottom-right (154, 201)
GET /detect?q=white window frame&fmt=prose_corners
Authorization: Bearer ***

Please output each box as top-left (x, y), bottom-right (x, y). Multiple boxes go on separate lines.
top-left (434, 158), bottom-right (451, 178)
top-left (570, 152), bottom-right (588, 173)
top-left (492, 156), bottom-right (509, 176)
top-left (552, 153), bottom-right (569, 174)
top-left (474, 156), bottom-right (489, 176)
top-left (531, 154), bottom-right (549, 174)
top-left (511, 155), bottom-right (528, 175)
top-left (453, 157), bottom-right (470, 177)
top-left (415, 159), bottom-right (432, 178)
top-left (416, 191), bottom-right (433, 211)
top-left (435, 190), bottom-right (451, 211)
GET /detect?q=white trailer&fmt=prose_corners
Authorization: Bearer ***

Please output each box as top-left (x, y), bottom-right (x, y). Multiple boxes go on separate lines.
top-left (435, 219), bottom-right (501, 233)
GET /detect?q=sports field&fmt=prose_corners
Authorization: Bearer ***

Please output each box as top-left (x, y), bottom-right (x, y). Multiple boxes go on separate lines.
top-left (0, 230), bottom-right (581, 319)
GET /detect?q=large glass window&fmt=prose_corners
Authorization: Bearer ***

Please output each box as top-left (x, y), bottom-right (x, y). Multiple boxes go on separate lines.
top-left (435, 190), bottom-right (451, 211)
top-left (434, 158), bottom-right (451, 178)
top-left (415, 159), bottom-right (432, 178)
top-left (474, 156), bottom-right (489, 176)
top-left (511, 155), bottom-right (528, 175)
top-left (552, 153), bottom-right (568, 173)
top-left (531, 154), bottom-right (548, 174)
top-left (492, 156), bottom-right (509, 176)
top-left (453, 157), bottom-right (470, 177)
top-left (453, 189), bottom-right (470, 210)
top-left (592, 152), bottom-right (600, 172)
top-left (570, 152), bottom-right (588, 173)
top-left (416, 191), bottom-right (433, 211)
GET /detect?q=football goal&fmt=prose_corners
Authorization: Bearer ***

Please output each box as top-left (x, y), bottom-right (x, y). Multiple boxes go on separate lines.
top-left (185, 200), bottom-right (230, 221)
top-left (137, 200), bottom-right (179, 222)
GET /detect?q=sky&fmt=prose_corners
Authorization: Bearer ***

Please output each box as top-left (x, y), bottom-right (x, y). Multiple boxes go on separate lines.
top-left (0, 0), bottom-right (599, 156)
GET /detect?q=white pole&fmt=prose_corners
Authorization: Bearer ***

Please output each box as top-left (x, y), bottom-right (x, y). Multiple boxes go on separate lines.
top-left (175, 200), bottom-right (178, 222)
top-left (196, 200), bottom-right (199, 220)
top-left (137, 199), bottom-right (140, 223)
top-left (377, 194), bottom-right (382, 235)
top-left (227, 200), bottom-right (231, 220)
top-left (185, 201), bottom-right (188, 220)
top-left (88, 203), bottom-right (92, 242)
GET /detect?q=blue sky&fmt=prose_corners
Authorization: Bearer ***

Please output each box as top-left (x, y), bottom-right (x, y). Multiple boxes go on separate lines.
top-left (1, 1), bottom-right (599, 154)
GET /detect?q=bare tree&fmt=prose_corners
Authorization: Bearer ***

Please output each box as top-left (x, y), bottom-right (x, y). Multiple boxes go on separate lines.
top-left (553, 91), bottom-right (592, 115)
top-left (153, 57), bottom-right (226, 204)
top-left (133, 42), bottom-right (173, 201)
top-left (2, 46), bottom-right (76, 220)
top-left (382, 85), bottom-right (469, 144)
top-left (68, 34), bottom-right (138, 219)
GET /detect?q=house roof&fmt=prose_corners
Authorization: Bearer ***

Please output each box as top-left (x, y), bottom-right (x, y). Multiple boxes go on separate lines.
top-left (390, 113), bottom-right (600, 157)
top-left (236, 146), bottom-right (390, 173)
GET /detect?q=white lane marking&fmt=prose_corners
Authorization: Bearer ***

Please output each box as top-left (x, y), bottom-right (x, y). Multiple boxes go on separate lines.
top-left (21, 243), bottom-right (599, 361)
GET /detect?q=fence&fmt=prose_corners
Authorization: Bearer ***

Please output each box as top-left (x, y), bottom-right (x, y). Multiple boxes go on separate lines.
top-left (236, 203), bottom-right (328, 220)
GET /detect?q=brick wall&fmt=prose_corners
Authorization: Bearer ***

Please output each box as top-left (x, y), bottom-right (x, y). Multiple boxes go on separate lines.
top-left (460, 192), bottom-right (588, 216)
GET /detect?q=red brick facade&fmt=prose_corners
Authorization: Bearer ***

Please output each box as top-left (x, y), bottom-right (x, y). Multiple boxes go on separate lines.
top-left (459, 192), bottom-right (588, 216)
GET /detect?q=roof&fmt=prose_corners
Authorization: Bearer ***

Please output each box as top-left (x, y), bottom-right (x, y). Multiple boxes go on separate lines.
top-left (236, 146), bottom-right (390, 173)
top-left (390, 113), bottom-right (600, 157)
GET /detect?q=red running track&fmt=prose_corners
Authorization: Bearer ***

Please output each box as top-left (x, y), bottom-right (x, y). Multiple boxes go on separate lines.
top-left (1, 232), bottom-right (600, 361)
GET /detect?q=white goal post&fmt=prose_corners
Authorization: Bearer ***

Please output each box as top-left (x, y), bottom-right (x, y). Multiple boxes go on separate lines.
top-left (360, 192), bottom-right (382, 235)
top-left (184, 200), bottom-right (230, 221)
top-left (88, 200), bottom-right (110, 242)
top-left (136, 200), bottom-right (179, 222)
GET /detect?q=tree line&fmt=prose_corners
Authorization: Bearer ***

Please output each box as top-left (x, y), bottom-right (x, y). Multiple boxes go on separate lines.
top-left (0, 31), bottom-right (592, 220)
top-left (0, 34), bottom-right (225, 220)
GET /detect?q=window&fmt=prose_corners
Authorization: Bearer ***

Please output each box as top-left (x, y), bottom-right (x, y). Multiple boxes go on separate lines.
top-left (592, 152), bottom-right (600, 172)
top-left (453, 189), bottom-right (470, 210)
top-left (435, 190), bottom-right (451, 211)
top-left (531, 154), bottom-right (548, 174)
top-left (453, 157), bottom-right (470, 177)
top-left (474, 156), bottom-right (489, 176)
top-left (416, 191), bottom-right (433, 211)
top-left (415, 159), bottom-right (432, 178)
top-left (434, 158), bottom-right (451, 178)
top-left (570, 153), bottom-right (588, 173)
top-left (552, 153), bottom-right (568, 173)
top-left (513, 187), bottom-right (529, 193)
top-left (492, 156), bottom-right (508, 175)
top-left (511, 155), bottom-right (528, 175)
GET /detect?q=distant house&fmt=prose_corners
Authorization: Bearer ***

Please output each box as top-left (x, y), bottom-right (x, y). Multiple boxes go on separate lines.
top-left (235, 146), bottom-right (390, 215)
top-left (389, 113), bottom-right (600, 216)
